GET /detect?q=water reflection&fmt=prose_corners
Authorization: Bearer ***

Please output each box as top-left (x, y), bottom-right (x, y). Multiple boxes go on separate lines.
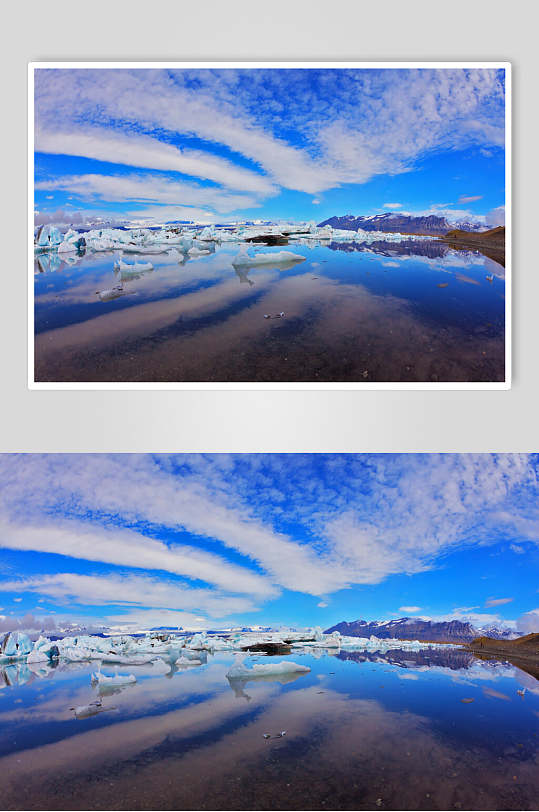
top-left (0, 649), bottom-right (536, 810)
top-left (34, 242), bottom-right (506, 383)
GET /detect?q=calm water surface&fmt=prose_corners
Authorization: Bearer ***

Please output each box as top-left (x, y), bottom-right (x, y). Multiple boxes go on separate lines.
top-left (0, 648), bottom-right (536, 810)
top-left (34, 240), bottom-right (505, 383)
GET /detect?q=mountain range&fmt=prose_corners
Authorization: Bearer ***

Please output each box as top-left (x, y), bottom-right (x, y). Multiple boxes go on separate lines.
top-left (324, 617), bottom-right (520, 643)
top-left (318, 213), bottom-right (488, 236)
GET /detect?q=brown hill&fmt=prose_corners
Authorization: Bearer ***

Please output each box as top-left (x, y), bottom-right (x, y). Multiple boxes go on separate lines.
top-left (444, 225), bottom-right (505, 246)
top-left (464, 633), bottom-right (539, 680)
top-left (441, 226), bottom-right (505, 266)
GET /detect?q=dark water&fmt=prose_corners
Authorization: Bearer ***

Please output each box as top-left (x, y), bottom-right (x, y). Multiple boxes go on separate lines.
top-left (0, 648), bottom-right (536, 810)
top-left (33, 240), bottom-right (505, 383)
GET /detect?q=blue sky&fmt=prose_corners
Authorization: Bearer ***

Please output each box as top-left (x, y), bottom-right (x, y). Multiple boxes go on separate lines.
top-left (34, 68), bottom-right (506, 227)
top-left (0, 455), bottom-right (537, 633)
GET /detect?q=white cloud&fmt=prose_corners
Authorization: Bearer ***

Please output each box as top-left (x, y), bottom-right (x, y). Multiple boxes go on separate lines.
top-left (517, 609), bottom-right (539, 633)
top-left (383, 203), bottom-right (402, 209)
top-left (317, 601), bottom-right (328, 608)
top-left (413, 607), bottom-right (517, 628)
top-left (105, 608), bottom-right (210, 630)
top-left (485, 597), bottom-right (513, 607)
top-left (13, 597), bottom-right (22, 602)
top-left (0, 454), bottom-right (535, 606)
top-left (0, 573), bottom-right (255, 618)
top-left (36, 127), bottom-right (276, 196)
top-left (35, 173), bottom-right (262, 215)
top-left (312, 198), bottom-right (321, 205)
top-left (0, 456), bottom-right (349, 597)
top-left (458, 195), bottom-right (483, 203)
top-left (0, 518), bottom-right (274, 598)
top-left (35, 68), bottom-right (506, 198)
top-left (399, 606), bottom-right (421, 613)
top-left (486, 205), bottom-right (505, 226)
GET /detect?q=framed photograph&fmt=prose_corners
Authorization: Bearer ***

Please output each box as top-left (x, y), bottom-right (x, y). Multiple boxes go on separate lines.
top-left (29, 63), bottom-right (510, 389)
top-left (0, 453), bottom-right (537, 810)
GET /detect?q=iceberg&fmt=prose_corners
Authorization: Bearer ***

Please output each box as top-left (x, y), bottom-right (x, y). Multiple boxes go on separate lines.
top-left (96, 286), bottom-right (128, 302)
top-left (120, 244), bottom-right (169, 254)
top-left (101, 653), bottom-right (156, 666)
top-left (27, 638), bottom-right (59, 663)
top-left (91, 671), bottom-right (136, 687)
top-left (232, 248), bottom-right (305, 267)
top-left (188, 246), bottom-right (211, 256)
top-left (226, 659), bottom-right (311, 679)
top-left (197, 226), bottom-right (218, 241)
top-left (57, 240), bottom-right (77, 253)
top-left (1, 631), bottom-right (32, 660)
top-left (36, 224), bottom-right (62, 248)
top-left (71, 700), bottom-right (111, 719)
top-left (175, 656), bottom-right (203, 667)
top-left (113, 256), bottom-right (154, 274)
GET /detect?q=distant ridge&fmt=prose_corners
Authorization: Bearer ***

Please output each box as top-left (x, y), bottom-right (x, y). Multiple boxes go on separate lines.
top-left (318, 213), bottom-right (488, 237)
top-left (324, 617), bottom-right (519, 644)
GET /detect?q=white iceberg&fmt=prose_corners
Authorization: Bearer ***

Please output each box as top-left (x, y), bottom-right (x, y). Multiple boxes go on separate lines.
top-left (57, 240), bottom-right (77, 253)
top-left (113, 256), bottom-right (154, 273)
top-left (71, 700), bottom-right (111, 719)
top-left (188, 246), bottom-right (211, 256)
top-left (96, 286), bottom-right (128, 302)
top-left (101, 653), bottom-right (156, 666)
top-left (232, 248), bottom-right (305, 267)
top-left (35, 224), bottom-right (62, 248)
top-left (175, 656), bottom-right (203, 667)
top-left (226, 659), bottom-right (311, 679)
top-left (91, 671), bottom-right (136, 686)
top-left (1, 631), bottom-right (32, 660)
top-left (197, 226), bottom-right (218, 241)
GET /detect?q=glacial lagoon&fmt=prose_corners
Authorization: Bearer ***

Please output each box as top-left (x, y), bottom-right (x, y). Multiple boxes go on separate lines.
top-left (0, 647), bottom-right (536, 810)
top-left (34, 241), bottom-right (505, 384)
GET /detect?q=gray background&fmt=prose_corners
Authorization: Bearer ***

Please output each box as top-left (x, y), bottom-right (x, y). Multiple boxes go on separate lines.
top-left (2, 0), bottom-right (538, 452)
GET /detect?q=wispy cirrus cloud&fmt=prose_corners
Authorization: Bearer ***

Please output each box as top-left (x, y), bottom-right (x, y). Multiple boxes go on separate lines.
top-left (0, 517), bottom-right (274, 598)
top-left (36, 127), bottom-right (276, 196)
top-left (485, 597), bottom-right (513, 607)
top-left (458, 195), bottom-right (483, 203)
top-left (35, 172), bottom-right (264, 214)
top-left (0, 454), bottom-right (537, 616)
top-left (35, 68), bottom-right (506, 201)
top-left (0, 572), bottom-right (257, 618)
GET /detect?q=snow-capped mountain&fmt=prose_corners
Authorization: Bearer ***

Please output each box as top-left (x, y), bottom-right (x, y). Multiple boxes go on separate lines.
top-left (318, 213), bottom-right (489, 236)
top-left (324, 617), bottom-right (520, 643)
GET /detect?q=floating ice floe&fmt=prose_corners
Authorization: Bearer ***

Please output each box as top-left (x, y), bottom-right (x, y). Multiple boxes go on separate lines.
top-left (226, 659), bottom-right (311, 679)
top-left (96, 286), bottom-right (128, 302)
top-left (232, 248), bottom-right (305, 267)
top-left (91, 671), bottom-right (136, 687)
top-left (188, 246), bottom-right (211, 256)
top-left (71, 700), bottom-right (112, 719)
top-left (113, 256), bottom-right (154, 274)
top-left (175, 656), bottom-right (203, 667)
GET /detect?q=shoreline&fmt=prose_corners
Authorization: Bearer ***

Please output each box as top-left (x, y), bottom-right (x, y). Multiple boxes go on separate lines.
top-left (461, 634), bottom-right (539, 680)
